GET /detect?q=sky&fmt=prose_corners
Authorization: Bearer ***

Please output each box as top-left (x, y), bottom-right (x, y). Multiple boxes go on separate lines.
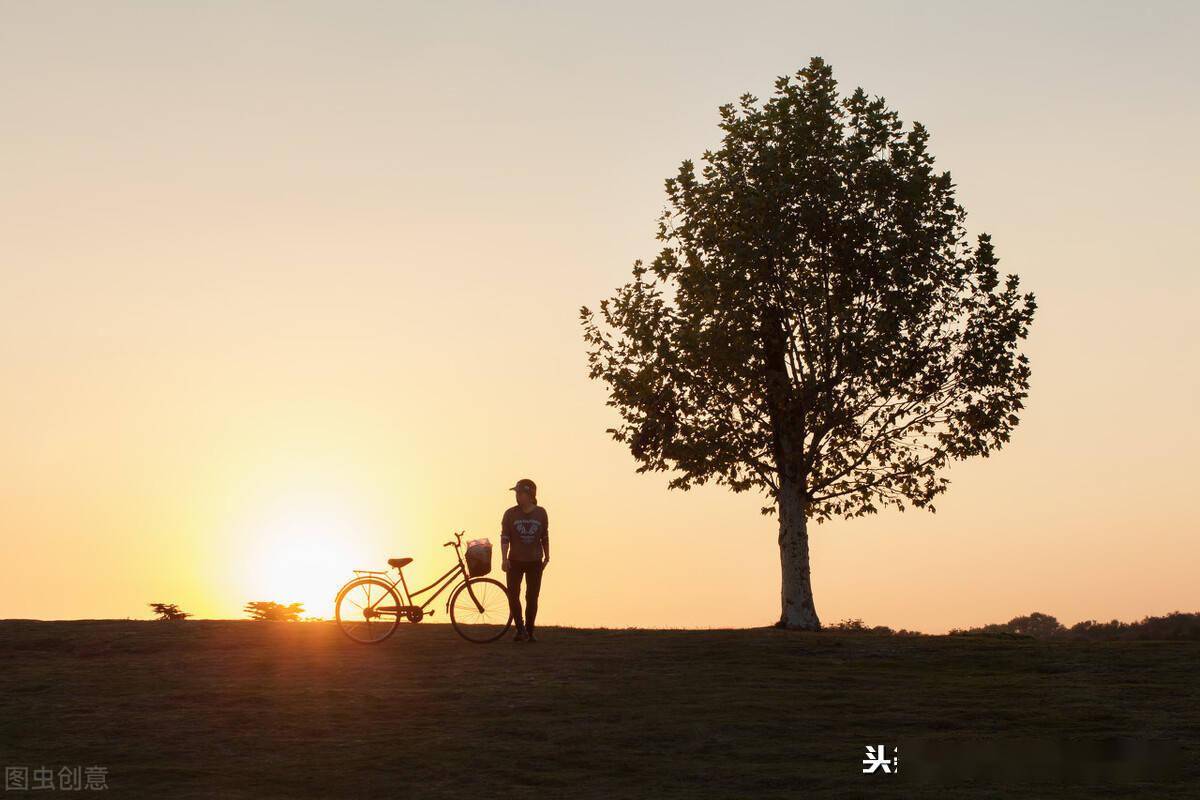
top-left (1, 1), bottom-right (1197, 632)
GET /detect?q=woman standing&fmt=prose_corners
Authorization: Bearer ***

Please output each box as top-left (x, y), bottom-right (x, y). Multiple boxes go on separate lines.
top-left (500, 478), bottom-right (550, 642)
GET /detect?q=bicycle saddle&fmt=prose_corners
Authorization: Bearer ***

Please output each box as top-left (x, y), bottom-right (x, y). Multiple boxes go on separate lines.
top-left (387, 557), bottom-right (413, 569)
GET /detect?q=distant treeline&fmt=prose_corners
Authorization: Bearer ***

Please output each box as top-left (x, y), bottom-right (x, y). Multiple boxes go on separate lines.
top-left (828, 611), bottom-right (1200, 641)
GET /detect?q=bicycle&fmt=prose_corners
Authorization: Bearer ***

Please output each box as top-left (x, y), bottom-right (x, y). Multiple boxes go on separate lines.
top-left (334, 531), bottom-right (513, 645)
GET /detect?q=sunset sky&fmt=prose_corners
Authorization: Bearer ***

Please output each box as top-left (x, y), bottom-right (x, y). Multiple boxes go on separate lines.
top-left (2, 1), bottom-right (1196, 632)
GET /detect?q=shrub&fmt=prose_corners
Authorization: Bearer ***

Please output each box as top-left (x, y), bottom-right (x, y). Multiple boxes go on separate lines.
top-left (825, 618), bottom-right (923, 636)
top-left (953, 611), bottom-right (1200, 641)
top-left (244, 601), bottom-right (304, 621)
top-left (148, 603), bottom-right (191, 621)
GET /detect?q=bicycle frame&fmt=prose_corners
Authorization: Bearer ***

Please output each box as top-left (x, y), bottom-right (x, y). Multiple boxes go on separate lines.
top-left (346, 534), bottom-right (481, 617)
top-left (401, 560), bottom-right (468, 614)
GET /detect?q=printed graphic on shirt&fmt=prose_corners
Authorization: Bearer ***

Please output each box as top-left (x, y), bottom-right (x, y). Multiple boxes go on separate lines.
top-left (513, 519), bottom-right (542, 544)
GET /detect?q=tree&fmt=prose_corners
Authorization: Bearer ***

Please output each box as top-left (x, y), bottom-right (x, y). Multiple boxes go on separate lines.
top-left (581, 57), bottom-right (1036, 629)
top-left (148, 602), bottom-right (191, 621)
top-left (244, 601), bottom-right (304, 621)
top-left (1002, 612), bottom-right (1065, 639)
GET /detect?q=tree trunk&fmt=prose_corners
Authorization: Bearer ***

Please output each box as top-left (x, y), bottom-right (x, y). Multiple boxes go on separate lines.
top-left (777, 477), bottom-right (820, 630)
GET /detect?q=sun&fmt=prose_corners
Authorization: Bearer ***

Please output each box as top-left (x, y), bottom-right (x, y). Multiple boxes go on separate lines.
top-left (239, 499), bottom-right (365, 620)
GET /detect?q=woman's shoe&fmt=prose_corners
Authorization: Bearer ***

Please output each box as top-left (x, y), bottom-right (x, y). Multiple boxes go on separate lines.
top-left (526, 631), bottom-right (538, 643)
top-left (513, 630), bottom-right (528, 642)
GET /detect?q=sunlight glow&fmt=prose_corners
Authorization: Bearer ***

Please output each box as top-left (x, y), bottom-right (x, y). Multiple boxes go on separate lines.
top-left (236, 496), bottom-right (366, 620)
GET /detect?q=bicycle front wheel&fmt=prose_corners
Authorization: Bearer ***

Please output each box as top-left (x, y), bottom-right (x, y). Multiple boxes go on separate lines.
top-left (336, 577), bottom-right (401, 644)
top-left (449, 577), bottom-right (513, 644)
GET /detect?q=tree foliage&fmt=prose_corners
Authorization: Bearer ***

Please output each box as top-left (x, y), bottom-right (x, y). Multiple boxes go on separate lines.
top-left (581, 57), bottom-right (1035, 522)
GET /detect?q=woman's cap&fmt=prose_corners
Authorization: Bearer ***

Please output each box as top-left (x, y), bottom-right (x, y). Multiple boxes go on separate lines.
top-left (508, 478), bottom-right (537, 497)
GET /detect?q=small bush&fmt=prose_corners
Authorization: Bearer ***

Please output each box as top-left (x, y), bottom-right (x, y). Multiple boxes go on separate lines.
top-left (244, 601), bottom-right (304, 621)
top-left (148, 603), bottom-right (191, 621)
top-left (826, 618), bottom-right (923, 636)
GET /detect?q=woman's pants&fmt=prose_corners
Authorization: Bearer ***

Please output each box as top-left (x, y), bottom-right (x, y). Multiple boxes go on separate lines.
top-left (506, 559), bottom-right (544, 633)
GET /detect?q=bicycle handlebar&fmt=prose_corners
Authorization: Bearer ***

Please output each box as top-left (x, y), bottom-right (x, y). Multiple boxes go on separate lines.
top-left (443, 530), bottom-right (465, 548)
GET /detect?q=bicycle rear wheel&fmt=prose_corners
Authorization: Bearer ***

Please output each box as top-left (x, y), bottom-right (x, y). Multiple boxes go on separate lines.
top-left (336, 577), bottom-right (401, 644)
top-left (449, 577), bottom-right (512, 644)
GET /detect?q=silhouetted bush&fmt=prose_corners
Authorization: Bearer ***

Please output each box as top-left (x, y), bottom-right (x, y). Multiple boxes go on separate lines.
top-left (826, 618), bottom-right (923, 636)
top-left (244, 601), bottom-right (304, 621)
top-left (1066, 612), bottom-right (1200, 641)
top-left (950, 611), bottom-right (1200, 641)
top-left (823, 611), bottom-right (1200, 640)
top-left (148, 603), bottom-right (191, 621)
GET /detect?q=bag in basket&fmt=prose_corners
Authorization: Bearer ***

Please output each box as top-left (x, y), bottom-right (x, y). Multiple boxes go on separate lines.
top-left (465, 538), bottom-right (492, 577)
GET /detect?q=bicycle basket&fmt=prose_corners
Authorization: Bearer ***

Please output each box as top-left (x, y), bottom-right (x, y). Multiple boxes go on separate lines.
top-left (465, 538), bottom-right (492, 577)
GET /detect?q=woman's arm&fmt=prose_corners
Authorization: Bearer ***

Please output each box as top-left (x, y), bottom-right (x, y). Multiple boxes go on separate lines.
top-left (500, 511), bottom-right (511, 570)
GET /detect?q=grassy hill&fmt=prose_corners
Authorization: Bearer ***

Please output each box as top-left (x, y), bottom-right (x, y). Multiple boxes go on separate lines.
top-left (1, 620), bottom-right (1196, 798)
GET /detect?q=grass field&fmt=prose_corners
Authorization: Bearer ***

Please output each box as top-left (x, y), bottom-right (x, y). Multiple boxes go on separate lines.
top-left (1, 620), bottom-right (1197, 798)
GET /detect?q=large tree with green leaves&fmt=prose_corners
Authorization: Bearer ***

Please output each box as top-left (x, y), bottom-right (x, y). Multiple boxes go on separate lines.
top-left (581, 57), bottom-right (1036, 629)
